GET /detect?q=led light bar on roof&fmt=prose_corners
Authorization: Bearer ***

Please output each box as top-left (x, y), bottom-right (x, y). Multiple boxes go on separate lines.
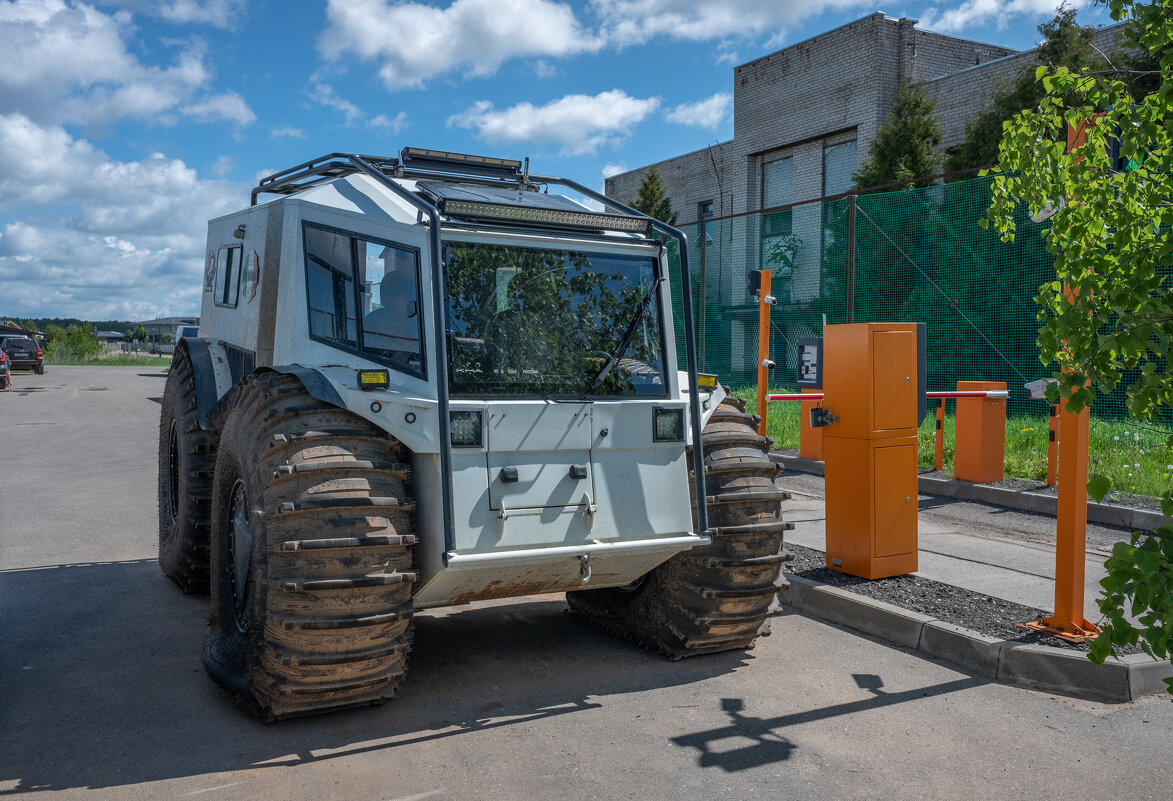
top-left (400, 146), bottom-right (522, 178)
top-left (440, 198), bottom-right (654, 236)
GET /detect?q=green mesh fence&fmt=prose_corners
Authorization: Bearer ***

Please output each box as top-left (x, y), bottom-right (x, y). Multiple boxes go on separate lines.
top-left (664, 172), bottom-right (1142, 422)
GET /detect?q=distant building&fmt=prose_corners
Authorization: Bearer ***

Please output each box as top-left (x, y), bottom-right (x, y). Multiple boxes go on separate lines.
top-left (604, 13), bottom-right (1124, 381)
top-left (606, 12), bottom-right (1124, 225)
top-left (137, 317), bottom-right (199, 345)
top-left (96, 331), bottom-right (125, 344)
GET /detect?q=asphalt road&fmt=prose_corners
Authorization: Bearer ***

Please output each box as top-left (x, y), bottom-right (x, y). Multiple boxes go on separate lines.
top-left (2, 367), bottom-right (1171, 801)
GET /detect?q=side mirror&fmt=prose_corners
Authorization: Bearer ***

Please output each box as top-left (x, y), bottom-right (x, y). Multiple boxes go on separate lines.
top-left (406, 300), bottom-right (418, 318)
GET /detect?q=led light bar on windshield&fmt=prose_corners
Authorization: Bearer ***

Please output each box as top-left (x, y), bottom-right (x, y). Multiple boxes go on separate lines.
top-left (400, 147), bottom-right (522, 178)
top-left (440, 199), bottom-right (654, 236)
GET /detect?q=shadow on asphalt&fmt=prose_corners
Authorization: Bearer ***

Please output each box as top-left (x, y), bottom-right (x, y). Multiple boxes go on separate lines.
top-left (669, 672), bottom-right (985, 772)
top-left (0, 559), bottom-right (756, 793)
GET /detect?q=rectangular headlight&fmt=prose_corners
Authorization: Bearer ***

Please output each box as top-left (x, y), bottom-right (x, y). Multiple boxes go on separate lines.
top-left (696, 372), bottom-right (718, 389)
top-left (653, 407), bottom-right (685, 442)
top-left (450, 410), bottom-right (484, 448)
top-left (358, 369), bottom-right (389, 390)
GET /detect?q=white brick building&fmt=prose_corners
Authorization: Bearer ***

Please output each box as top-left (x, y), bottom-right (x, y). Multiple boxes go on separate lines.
top-left (606, 13), bottom-right (1124, 225)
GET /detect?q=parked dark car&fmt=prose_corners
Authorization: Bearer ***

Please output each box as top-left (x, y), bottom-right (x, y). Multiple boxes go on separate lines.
top-left (0, 335), bottom-right (43, 374)
top-left (0, 346), bottom-right (10, 390)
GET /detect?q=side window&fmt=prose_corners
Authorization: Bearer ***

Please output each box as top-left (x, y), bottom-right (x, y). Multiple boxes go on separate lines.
top-left (357, 238), bottom-right (425, 377)
top-left (302, 222), bottom-right (425, 379)
top-left (214, 245), bottom-right (243, 308)
top-left (305, 226), bottom-right (358, 348)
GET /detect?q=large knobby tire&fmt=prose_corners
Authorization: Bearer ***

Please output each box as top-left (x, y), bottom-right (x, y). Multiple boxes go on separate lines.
top-left (202, 372), bottom-right (416, 720)
top-left (567, 394), bottom-right (791, 658)
top-left (158, 347), bottom-right (218, 592)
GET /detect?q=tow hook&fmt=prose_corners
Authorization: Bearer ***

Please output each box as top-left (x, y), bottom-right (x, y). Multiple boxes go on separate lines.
top-left (578, 554), bottom-right (592, 584)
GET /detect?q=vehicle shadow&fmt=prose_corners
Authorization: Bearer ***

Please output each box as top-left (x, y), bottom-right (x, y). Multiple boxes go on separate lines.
top-left (0, 559), bottom-right (749, 793)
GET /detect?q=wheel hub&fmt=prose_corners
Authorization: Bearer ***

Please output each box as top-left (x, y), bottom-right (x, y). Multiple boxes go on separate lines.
top-left (165, 421), bottom-right (179, 526)
top-left (227, 479), bottom-right (254, 631)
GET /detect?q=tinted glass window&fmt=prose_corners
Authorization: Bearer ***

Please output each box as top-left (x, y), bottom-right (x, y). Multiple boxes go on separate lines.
top-left (303, 223), bottom-right (424, 378)
top-left (214, 246), bottom-right (242, 308)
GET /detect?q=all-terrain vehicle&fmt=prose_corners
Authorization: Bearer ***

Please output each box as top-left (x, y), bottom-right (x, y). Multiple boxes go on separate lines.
top-left (159, 147), bottom-right (790, 719)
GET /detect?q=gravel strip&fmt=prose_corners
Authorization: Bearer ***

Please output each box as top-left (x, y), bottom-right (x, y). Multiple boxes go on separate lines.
top-left (784, 543), bottom-right (1142, 655)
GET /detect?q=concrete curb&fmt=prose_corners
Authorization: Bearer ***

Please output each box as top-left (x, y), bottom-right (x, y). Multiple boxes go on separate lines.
top-left (780, 573), bottom-right (1173, 702)
top-left (771, 452), bottom-right (1171, 531)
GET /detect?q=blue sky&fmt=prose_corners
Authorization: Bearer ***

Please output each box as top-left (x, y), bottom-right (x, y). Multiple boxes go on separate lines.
top-left (0, 0), bottom-right (1111, 321)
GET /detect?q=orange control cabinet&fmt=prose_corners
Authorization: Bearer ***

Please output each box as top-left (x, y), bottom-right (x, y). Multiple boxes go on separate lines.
top-left (823, 323), bottom-right (919, 579)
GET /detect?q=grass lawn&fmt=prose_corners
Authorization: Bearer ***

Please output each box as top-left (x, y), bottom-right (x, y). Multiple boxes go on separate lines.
top-left (47, 352), bottom-right (172, 368)
top-left (731, 385), bottom-right (1173, 500)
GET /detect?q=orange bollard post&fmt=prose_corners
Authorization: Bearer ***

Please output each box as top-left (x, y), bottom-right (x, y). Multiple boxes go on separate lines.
top-left (754, 270), bottom-right (772, 437)
top-left (1046, 403), bottom-right (1059, 487)
top-left (1020, 397), bottom-right (1100, 641)
top-left (954, 380), bottom-right (1006, 483)
top-left (933, 399), bottom-right (945, 471)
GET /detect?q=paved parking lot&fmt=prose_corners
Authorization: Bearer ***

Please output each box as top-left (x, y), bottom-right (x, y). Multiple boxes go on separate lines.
top-left (2, 367), bottom-right (1171, 801)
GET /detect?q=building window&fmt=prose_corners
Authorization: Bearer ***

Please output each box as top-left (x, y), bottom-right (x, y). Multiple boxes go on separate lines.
top-left (760, 158), bottom-right (794, 302)
top-left (823, 140), bottom-right (858, 197)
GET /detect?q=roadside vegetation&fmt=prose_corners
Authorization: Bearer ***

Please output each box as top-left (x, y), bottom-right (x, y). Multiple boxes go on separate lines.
top-left (731, 385), bottom-right (1173, 501)
top-left (29, 323), bottom-right (170, 367)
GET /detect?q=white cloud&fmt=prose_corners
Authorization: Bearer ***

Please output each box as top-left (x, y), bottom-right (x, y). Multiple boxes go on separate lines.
top-left (369, 111), bottom-right (409, 134)
top-left (666, 91), bottom-right (731, 129)
top-left (318, 0), bottom-right (882, 90)
top-left (319, 0), bottom-right (602, 89)
top-left (918, 0), bottom-right (1088, 33)
top-left (602, 162), bottom-right (626, 178)
top-left (590, 0), bottom-right (873, 46)
top-left (97, 0), bottom-right (248, 28)
top-left (0, 0), bottom-right (254, 129)
top-left (181, 91), bottom-right (256, 127)
top-left (311, 81), bottom-right (363, 125)
top-left (0, 114), bottom-right (242, 319)
top-left (270, 125), bottom-right (307, 140)
top-left (447, 90), bottom-right (660, 155)
top-left (211, 155), bottom-right (233, 176)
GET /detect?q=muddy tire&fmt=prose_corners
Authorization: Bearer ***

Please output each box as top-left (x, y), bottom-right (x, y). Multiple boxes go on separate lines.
top-left (567, 393), bottom-right (791, 658)
top-left (202, 372), bottom-right (416, 720)
top-left (35, 365), bottom-right (44, 375)
top-left (158, 346), bottom-right (217, 592)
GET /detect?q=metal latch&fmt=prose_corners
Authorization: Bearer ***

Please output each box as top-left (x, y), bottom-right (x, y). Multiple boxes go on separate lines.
top-left (568, 464), bottom-right (588, 480)
top-left (500, 466), bottom-right (519, 483)
top-left (809, 407), bottom-right (838, 428)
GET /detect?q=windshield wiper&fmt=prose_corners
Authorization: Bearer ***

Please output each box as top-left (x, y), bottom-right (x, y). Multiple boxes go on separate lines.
top-left (588, 278), bottom-right (663, 391)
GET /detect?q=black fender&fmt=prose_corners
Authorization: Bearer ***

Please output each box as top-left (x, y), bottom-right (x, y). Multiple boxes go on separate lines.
top-left (179, 337), bottom-right (222, 430)
top-left (185, 341), bottom-right (348, 431)
top-left (254, 364), bottom-right (346, 409)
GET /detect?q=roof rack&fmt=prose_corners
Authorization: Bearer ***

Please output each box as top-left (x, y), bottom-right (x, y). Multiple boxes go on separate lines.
top-left (251, 152), bottom-right (397, 206)
top-left (251, 147), bottom-right (531, 206)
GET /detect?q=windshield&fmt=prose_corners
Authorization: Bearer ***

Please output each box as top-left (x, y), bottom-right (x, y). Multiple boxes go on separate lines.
top-left (444, 241), bottom-right (668, 398)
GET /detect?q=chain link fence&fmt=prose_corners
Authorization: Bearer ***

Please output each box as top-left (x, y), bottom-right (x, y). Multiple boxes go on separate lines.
top-left (664, 172), bottom-right (1144, 422)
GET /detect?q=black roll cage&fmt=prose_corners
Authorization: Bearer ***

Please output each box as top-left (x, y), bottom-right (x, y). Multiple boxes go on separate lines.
top-left (251, 151), bottom-right (711, 562)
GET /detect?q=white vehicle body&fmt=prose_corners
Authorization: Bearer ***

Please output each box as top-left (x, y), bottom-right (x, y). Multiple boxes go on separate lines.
top-left (192, 154), bottom-right (721, 609)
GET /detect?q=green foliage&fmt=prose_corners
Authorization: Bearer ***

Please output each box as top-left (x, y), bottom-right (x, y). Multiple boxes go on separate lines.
top-left (946, 6), bottom-right (1101, 174)
top-left (46, 324), bottom-right (101, 363)
top-left (987, 0), bottom-right (1173, 684)
top-left (1088, 529), bottom-right (1173, 674)
top-left (630, 166), bottom-right (677, 226)
top-left (132, 324), bottom-right (147, 342)
top-left (854, 82), bottom-right (943, 190)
